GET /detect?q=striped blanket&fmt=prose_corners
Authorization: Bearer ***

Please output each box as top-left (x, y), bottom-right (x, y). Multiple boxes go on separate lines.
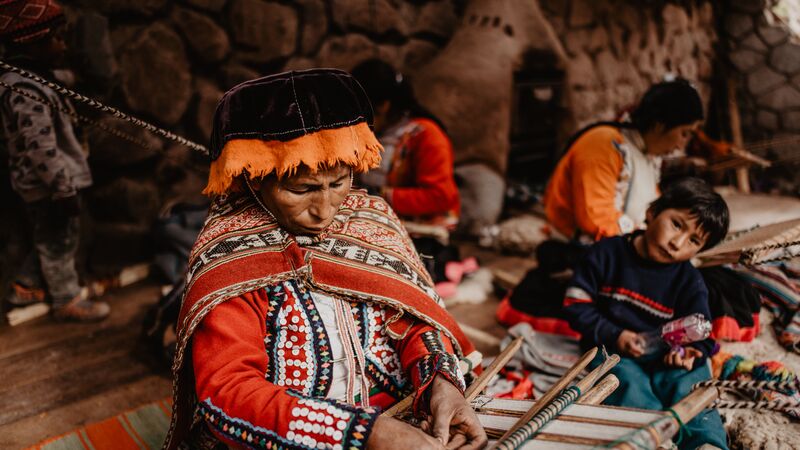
top-left (731, 261), bottom-right (800, 353)
top-left (28, 399), bottom-right (171, 450)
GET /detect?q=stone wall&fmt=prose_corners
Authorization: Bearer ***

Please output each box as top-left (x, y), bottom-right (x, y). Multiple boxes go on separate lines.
top-left (723, 0), bottom-right (800, 153)
top-left (1, 0), bottom-right (722, 271)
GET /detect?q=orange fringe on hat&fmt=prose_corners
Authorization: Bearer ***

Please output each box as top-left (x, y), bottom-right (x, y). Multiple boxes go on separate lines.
top-left (204, 122), bottom-right (383, 196)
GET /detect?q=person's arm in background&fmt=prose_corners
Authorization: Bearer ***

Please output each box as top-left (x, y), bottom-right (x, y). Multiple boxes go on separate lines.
top-left (8, 84), bottom-right (77, 200)
top-left (569, 129), bottom-right (628, 239)
top-left (387, 120), bottom-right (459, 217)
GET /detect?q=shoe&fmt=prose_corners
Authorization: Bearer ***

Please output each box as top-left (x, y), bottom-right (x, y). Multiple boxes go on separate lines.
top-left (7, 282), bottom-right (46, 307)
top-left (53, 295), bottom-right (110, 322)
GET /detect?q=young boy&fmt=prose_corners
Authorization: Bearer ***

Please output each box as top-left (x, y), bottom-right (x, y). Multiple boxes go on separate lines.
top-left (1, 0), bottom-right (109, 321)
top-left (563, 177), bottom-right (729, 450)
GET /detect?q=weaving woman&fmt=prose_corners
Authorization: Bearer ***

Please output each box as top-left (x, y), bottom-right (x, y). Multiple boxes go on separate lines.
top-left (163, 69), bottom-right (486, 450)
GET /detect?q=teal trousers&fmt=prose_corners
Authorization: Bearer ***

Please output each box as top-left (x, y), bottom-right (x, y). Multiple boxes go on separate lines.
top-left (589, 354), bottom-right (728, 449)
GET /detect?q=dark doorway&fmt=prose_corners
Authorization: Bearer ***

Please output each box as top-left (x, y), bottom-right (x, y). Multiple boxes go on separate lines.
top-left (508, 50), bottom-right (564, 188)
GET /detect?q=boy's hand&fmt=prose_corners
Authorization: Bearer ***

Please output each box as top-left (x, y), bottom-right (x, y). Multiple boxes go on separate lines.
top-left (663, 346), bottom-right (703, 370)
top-left (616, 330), bottom-right (644, 358)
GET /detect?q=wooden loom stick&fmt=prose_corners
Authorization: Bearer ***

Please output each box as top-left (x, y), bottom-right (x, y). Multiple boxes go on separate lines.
top-left (578, 374), bottom-right (620, 405)
top-left (575, 353), bottom-right (620, 394)
top-left (610, 386), bottom-right (719, 450)
top-left (382, 340), bottom-right (515, 418)
top-left (492, 347), bottom-right (598, 447)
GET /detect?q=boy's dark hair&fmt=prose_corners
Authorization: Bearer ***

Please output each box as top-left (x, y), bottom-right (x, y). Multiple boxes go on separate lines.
top-left (630, 79), bottom-right (703, 132)
top-left (648, 177), bottom-right (729, 249)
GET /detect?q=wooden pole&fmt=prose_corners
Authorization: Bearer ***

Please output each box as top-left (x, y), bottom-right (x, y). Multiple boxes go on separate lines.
top-left (492, 347), bottom-right (598, 447)
top-left (579, 374), bottom-right (620, 405)
top-left (728, 77), bottom-right (750, 193)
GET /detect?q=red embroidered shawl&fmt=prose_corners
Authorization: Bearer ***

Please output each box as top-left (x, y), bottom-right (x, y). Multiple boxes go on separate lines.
top-left (164, 189), bottom-right (475, 449)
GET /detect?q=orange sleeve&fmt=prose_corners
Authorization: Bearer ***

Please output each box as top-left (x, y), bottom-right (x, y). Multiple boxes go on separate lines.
top-left (389, 119), bottom-right (460, 217)
top-left (569, 130), bottom-right (625, 240)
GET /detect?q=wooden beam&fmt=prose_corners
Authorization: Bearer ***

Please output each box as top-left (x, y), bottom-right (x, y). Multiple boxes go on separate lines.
top-left (727, 77), bottom-right (750, 193)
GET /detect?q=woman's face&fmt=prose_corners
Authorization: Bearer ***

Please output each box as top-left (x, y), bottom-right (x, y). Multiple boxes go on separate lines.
top-left (257, 164), bottom-right (351, 236)
top-left (643, 120), bottom-right (701, 155)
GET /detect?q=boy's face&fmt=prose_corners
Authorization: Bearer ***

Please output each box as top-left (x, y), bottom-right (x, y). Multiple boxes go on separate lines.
top-left (642, 208), bottom-right (708, 264)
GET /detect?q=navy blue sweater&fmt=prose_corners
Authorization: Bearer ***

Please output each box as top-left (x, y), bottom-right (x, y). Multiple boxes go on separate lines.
top-left (563, 233), bottom-right (714, 361)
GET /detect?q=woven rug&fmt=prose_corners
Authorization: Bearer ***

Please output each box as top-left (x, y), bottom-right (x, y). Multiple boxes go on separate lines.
top-left (27, 399), bottom-right (171, 450)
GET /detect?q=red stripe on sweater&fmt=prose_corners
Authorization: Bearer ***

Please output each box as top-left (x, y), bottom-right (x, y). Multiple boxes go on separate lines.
top-left (600, 286), bottom-right (674, 315)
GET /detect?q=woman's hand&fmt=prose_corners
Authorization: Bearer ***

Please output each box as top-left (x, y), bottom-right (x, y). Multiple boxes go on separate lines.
top-left (421, 375), bottom-right (488, 450)
top-left (616, 330), bottom-right (644, 358)
top-left (663, 346), bottom-right (702, 370)
top-left (367, 415), bottom-right (444, 450)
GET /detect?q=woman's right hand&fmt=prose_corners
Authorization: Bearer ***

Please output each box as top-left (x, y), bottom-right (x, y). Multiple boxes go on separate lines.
top-left (367, 416), bottom-right (445, 450)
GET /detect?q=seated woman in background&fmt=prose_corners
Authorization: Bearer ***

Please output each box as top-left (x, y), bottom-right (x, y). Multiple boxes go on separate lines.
top-left (351, 59), bottom-right (460, 230)
top-left (164, 68), bottom-right (486, 450)
top-left (544, 79), bottom-right (703, 241)
top-left (352, 60), bottom-right (464, 286)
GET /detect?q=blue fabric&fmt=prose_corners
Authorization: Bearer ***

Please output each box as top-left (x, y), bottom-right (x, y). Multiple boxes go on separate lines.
top-left (564, 232), bottom-right (715, 362)
top-left (591, 354), bottom-right (728, 449)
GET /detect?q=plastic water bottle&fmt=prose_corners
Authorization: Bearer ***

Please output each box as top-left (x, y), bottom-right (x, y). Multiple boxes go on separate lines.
top-left (638, 313), bottom-right (712, 355)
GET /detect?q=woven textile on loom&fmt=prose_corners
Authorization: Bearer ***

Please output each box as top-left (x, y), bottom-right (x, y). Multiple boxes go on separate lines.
top-left (712, 352), bottom-right (800, 419)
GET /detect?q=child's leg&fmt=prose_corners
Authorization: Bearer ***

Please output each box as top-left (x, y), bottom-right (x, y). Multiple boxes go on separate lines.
top-left (26, 201), bottom-right (81, 308)
top-left (591, 355), bottom-right (664, 410)
top-left (652, 363), bottom-right (728, 450)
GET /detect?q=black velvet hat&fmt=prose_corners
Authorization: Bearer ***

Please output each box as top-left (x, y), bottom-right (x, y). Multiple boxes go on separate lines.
top-left (205, 68), bottom-right (383, 195)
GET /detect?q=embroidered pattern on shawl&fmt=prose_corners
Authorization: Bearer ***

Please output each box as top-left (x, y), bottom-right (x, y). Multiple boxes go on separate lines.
top-left (164, 189), bottom-right (472, 449)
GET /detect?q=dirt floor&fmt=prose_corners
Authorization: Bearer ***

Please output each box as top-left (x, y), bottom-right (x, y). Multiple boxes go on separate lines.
top-left (0, 282), bottom-right (172, 450)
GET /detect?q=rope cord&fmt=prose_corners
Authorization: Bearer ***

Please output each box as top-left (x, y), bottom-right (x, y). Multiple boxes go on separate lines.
top-left (665, 407), bottom-right (692, 446)
top-left (0, 79), bottom-right (152, 151)
top-left (0, 59), bottom-right (209, 155)
top-left (693, 378), bottom-right (800, 394)
top-left (494, 386), bottom-right (581, 450)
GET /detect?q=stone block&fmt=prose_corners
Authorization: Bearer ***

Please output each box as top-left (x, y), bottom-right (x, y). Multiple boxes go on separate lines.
top-left (314, 34), bottom-right (401, 71)
top-left (730, 0), bottom-right (767, 14)
top-left (297, 0), bottom-right (328, 55)
top-left (739, 31), bottom-right (768, 52)
top-left (194, 78), bottom-right (224, 141)
top-left (228, 0), bottom-right (297, 64)
top-left (756, 85), bottom-right (800, 110)
top-left (725, 13), bottom-right (753, 39)
top-left (117, 23), bottom-right (192, 125)
top-left (747, 66), bottom-right (785, 96)
top-left (596, 50), bottom-right (622, 85)
top-left (87, 117), bottom-right (163, 168)
top-left (70, 11), bottom-right (117, 81)
top-left (586, 26), bottom-right (609, 54)
top-left (677, 58), bottom-right (698, 81)
top-left (171, 7), bottom-right (230, 64)
top-left (566, 52), bottom-right (596, 90)
top-left (756, 109), bottom-right (779, 130)
top-left (219, 63), bottom-right (260, 90)
top-left (568, 0), bottom-right (595, 28)
top-left (770, 42), bottom-right (800, 75)
top-left (283, 56), bottom-right (317, 71)
top-left (412, 0), bottom-right (459, 38)
top-left (88, 177), bottom-right (161, 225)
top-left (662, 4), bottom-right (690, 34)
top-left (93, 0), bottom-right (167, 16)
top-left (182, 0), bottom-right (227, 12)
top-left (331, 0), bottom-right (408, 35)
top-left (564, 28), bottom-right (589, 56)
top-left (401, 39), bottom-right (440, 70)
top-left (784, 110), bottom-right (800, 131)
top-left (729, 48), bottom-right (765, 73)
top-left (757, 21), bottom-right (789, 46)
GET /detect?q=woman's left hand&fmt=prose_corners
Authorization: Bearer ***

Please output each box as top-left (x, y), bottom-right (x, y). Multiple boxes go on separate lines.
top-left (421, 375), bottom-right (487, 450)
